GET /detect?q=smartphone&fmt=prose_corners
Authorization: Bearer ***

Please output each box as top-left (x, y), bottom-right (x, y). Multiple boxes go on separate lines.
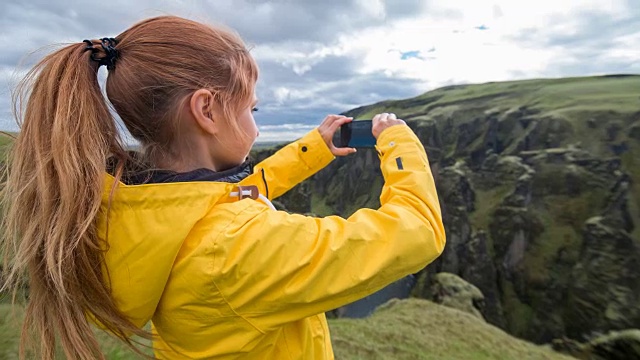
top-left (338, 120), bottom-right (376, 148)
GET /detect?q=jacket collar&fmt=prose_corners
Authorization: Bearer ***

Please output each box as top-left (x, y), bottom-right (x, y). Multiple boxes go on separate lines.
top-left (116, 159), bottom-right (254, 185)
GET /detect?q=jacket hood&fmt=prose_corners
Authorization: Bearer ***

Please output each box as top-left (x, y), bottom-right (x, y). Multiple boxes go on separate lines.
top-left (97, 174), bottom-right (239, 327)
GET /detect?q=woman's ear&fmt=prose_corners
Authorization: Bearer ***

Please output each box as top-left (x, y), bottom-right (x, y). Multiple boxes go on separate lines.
top-left (189, 89), bottom-right (219, 136)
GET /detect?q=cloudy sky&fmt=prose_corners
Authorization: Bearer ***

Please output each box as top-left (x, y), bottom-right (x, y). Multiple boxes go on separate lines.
top-left (1, 0), bottom-right (639, 142)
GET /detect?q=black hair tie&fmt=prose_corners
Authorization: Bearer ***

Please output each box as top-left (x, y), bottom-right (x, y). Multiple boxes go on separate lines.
top-left (83, 37), bottom-right (119, 70)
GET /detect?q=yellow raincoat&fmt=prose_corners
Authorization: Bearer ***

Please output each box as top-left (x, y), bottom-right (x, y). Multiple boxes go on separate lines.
top-left (97, 125), bottom-right (445, 359)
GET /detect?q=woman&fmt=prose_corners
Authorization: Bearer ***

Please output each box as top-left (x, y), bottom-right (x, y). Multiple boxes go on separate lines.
top-left (2, 15), bottom-right (445, 359)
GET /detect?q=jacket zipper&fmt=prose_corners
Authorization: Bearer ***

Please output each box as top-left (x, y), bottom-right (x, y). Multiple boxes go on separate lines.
top-left (260, 168), bottom-right (269, 199)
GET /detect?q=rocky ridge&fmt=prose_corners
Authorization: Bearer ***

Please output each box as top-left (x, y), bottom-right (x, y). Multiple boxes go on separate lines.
top-left (252, 75), bottom-right (640, 344)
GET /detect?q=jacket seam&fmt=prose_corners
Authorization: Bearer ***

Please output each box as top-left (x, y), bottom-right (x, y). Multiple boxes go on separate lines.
top-left (281, 327), bottom-right (296, 360)
top-left (314, 314), bottom-right (332, 357)
top-left (382, 148), bottom-right (422, 158)
top-left (210, 279), bottom-right (266, 335)
top-left (210, 203), bottom-right (268, 335)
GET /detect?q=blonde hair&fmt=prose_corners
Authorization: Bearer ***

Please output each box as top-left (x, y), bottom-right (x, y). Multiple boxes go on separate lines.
top-left (1, 15), bottom-right (258, 359)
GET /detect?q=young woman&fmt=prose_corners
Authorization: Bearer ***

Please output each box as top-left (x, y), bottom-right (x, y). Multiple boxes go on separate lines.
top-left (1, 15), bottom-right (445, 360)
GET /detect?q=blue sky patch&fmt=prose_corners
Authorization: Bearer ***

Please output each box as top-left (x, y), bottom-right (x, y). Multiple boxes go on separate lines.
top-left (400, 50), bottom-right (423, 60)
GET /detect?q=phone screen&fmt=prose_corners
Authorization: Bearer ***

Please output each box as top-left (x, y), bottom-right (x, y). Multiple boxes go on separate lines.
top-left (339, 120), bottom-right (376, 148)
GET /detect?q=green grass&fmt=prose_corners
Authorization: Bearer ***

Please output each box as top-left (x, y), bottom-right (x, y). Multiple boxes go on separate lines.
top-left (470, 185), bottom-right (512, 232)
top-left (352, 76), bottom-right (639, 155)
top-left (0, 304), bottom-right (153, 360)
top-left (523, 209), bottom-right (581, 285)
top-left (251, 141), bottom-right (285, 151)
top-left (0, 132), bottom-right (16, 162)
top-left (0, 305), bottom-right (21, 360)
top-left (0, 133), bottom-right (16, 145)
top-left (329, 298), bottom-right (573, 360)
top-left (311, 192), bottom-right (336, 217)
top-left (412, 75), bottom-right (640, 114)
top-left (500, 282), bottom-right (536, 340)
top-left (0, 300), bottom-right (572, 360)
top-left (620, 141), bottom-right (640, 242)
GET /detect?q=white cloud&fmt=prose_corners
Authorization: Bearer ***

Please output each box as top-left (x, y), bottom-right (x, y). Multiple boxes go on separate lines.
top-left (253, 41), bottom-right (349, 77)
top-left (256, 123), bottom-right (316, 142)
top-left (273, 87), bottom-right (291, 104)
top-left (611, 32), bottom-right (640, 60)
top-left (356, 0), bottom-right (386, 19)
top-left (316, 0), bottom-right (636, 91)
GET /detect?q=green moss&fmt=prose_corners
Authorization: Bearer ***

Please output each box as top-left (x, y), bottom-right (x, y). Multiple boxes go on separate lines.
top-left (470, 186), bottom-right (511, 229)
top-left (311, 192), bottom-right (335, 217)
top-left (501, 282), bottom-right (535, 338)
top-left (532, 165), bottom-right (572, 197)
top-left (363, 176), bottom-right (383, 209)
top-left (512, 190), bottom-right (598, 322)
top-left (619, 142), bottom-right (640, 242)
top-left (343, 193), bottom-right (371, 217)
top-left (469, 185), bottom-right (513, 261)
top-left (344, 176), bottom-right (383, 216)
top-left (523, 209), bottom-right (581, 285)
top-left (542, 193), bottom-right (606, 233)
top-left (628, 190), bottom-right (640, 242)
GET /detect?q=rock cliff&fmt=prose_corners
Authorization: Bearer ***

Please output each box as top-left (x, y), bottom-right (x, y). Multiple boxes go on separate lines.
top-left (253, 75), bottom-right (640, 343)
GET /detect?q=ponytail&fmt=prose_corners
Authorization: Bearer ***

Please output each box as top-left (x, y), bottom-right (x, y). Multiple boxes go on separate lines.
top-left (1, 40), bottom-right (149, 359)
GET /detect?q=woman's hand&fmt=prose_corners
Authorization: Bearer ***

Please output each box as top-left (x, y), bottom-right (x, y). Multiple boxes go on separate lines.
top-left (317, 115), bottom-right (357, 156)
top-left (372, 113), bottom-right (406, 139)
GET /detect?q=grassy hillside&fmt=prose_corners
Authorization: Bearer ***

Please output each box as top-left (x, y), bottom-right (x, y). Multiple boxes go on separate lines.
top-left (330, 298), bottom-right (573, 360)
top-left (352, 75), bottom-right (639, 127)
top-left (349, 75), bottom-right (640, 188)
top-left (0, 299), bottom-right (571, 360)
